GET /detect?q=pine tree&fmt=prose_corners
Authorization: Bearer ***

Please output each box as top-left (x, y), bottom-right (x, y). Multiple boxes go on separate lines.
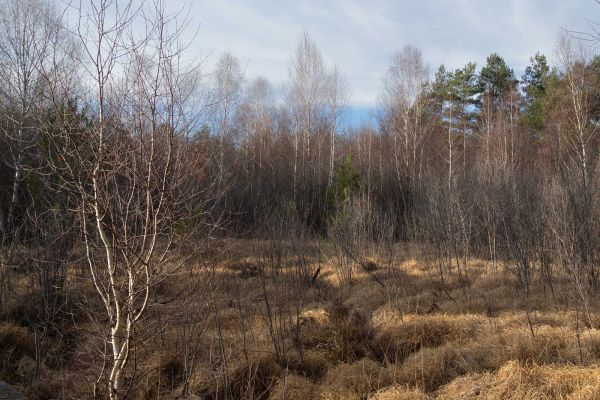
top-left (521, 53), bottom-right (557, 130)
top-left (478, 53), bottom-right (517, 107)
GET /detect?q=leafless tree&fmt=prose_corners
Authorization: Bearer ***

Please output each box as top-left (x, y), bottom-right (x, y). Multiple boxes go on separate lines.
top-left (325, 67), bottom-right (349, 193)
top-left (211, 52), bottom-right (244, 190)
top-left (381, 46), bottom-right (430, 190)
top-left (0, 0), bottom-right (64, 245)
top-left (287, 32), bottom-right (327, 206)
top-left (39, 1), bottom-right (219, 398)
top-left (548, 35), bottom-right (600, 288)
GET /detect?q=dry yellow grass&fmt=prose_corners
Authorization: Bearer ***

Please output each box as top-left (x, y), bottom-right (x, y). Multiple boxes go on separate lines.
top-left (180, 253), bottom-right (600, 398)
top-left (436, 360), bottom-right (600, 399)
top-left (298, 304), bottom-right (372, 362)
top-left (298, 307), bottom-right (336, 354)
top-left (285, 349), bottom-right (331, 379)
top-left (371, 308), bottom-right (486, 362)
top-left (166, 250), bottom-right (600, 400)
top-left (319, 358), bottom-right (391, 400)
top-left (389, 343), bottom-right (478, 392)
top-left (382, 322), bottom-right (600, 394)
top-left (269, 374), bottom-right (318, 400)
top-left (21, 241), bottom-right (600, 399)
top-left (196, 353), bottom-right (282, 400)
top-left (369, 386), bottom-right (432, 400)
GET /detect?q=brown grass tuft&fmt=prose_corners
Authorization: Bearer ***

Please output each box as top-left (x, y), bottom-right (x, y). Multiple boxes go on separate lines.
top-left (135, 350), bottom-right (188, 399)
top-left (363, 258), bottom-right (380, 272)
top-left (0, 322), bottom-right (35, 381)
top-left (390, 344), bottom-right (471, 392)
top-left (436, 360), bottom-right (600, 399)
top-left (226, 261), bottom-right (262, 279)
top-left (368, 386), bottom-right (432, 399)
top-left (268, 374), bottom-right (318, 400)
top-left (371, 309), bottom-right (485, 363)
top-left (387, 324), bottom-right (600, 394)
top-left (285, 349), bottom-right (330, 379)
top-left (197, 353), bottom-right (282, 400)
top-left (299, 304), bottom-right (372, 362)
top-left (319, 358), bottom-right (391, 400)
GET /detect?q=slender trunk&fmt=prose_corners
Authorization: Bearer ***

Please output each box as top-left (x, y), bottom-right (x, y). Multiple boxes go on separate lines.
top-left (3, 128), bottom-right (24, 246)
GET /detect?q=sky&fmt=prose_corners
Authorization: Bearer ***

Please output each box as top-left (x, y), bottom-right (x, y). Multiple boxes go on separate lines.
top-left (177, 0), bottom-right (599, 124)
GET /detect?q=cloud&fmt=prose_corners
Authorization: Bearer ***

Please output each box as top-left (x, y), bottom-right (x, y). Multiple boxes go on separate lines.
top-left (184, 0), bottom-right (598, 107)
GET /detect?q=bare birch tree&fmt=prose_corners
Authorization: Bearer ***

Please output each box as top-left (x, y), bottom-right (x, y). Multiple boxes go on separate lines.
top-left (211, 52), bottom-right (243, 191)
top-left (381, 46), bottom-right (430, 189)
top-left (287, 32), bottom-right (327, 205)
top-left (40, 1), bottom-right (217, 398)
top-left (549, 35), bottom-right (600, 287)
top-left (0, 0), bottom-right (62, 244)
top-left (325, 67), bottom-right (348, 194)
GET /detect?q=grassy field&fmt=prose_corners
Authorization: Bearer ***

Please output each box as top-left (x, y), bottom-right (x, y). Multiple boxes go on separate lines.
top-left (162, 240), bottom-right (600, 399)
top-left (4, 240), bottom-right (600, 399)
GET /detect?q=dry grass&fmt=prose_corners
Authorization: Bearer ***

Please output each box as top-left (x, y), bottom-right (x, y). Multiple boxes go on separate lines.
top-left (371, 309), bottom-right (486, 362)
top-left (285, 349), bottom-right (330, 379)
top-left (269, 374), bottom-right (318, 400)
top-left (384, 325), bottom-right (600, 393)
top-left (298, 303), bottom-right (372, 362)
top-left (170, 251), bottom-right (600, 398)
top-left (10, 240), bottom-right (600, 399)
top-left (136, 351), bottom-right (187, 399)
top-left (197, 354), bottom-right (282, 400)
top-left (436, 360), bottom-right (600, 399)
top-left (369, 386), bottom-right (432, 400)
top-left (319, 358), bottom-right (391, 400)
top-left (0, 322), bottom-right (35, 381)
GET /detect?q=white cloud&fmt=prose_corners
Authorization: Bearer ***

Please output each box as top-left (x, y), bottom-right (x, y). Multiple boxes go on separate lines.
top-left (183, 0), bottom-right (599, 107)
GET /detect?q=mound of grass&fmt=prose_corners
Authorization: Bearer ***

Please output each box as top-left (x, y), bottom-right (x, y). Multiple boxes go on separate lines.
top-left (137, 352), bottom-right (186, 398)
top-left (0, 322), bottom-right (35, 380)
top-left (319, 358), bottom-right (391, 400)
top-left (436, 360), bottom-right (600, 399)
top-left (299, 303), bottom-right (372, 362)
top-left (362, 258), bottom-right (380, 272)
top-left (386, 323), bottom-right (600, 394)
top-left (390, 344), bottom-right (473, 392)
top-left (368, 386), bottom-right (432, 399)
top-left (197, 354), bottom-right (281, 400)
top-left (285, 349), bottom-right (330, 380)
top-left (371, 309), bottom-right (486, 363)
top-left (269, 374), bottom-right (317, 400)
